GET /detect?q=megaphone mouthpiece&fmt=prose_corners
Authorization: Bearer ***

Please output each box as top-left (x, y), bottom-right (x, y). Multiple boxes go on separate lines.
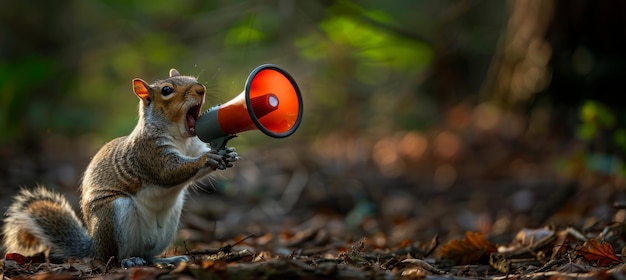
top-left (195, 64), bottom-right (303, 150)
top-left (250, 93), bottom-right (279, 119)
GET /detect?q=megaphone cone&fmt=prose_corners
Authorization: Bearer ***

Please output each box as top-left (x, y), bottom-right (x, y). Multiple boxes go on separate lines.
top-left (195, 64), bottom-right (303, 150)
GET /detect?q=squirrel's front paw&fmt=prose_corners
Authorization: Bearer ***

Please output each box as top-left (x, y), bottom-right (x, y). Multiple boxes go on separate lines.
top-left (222, 147), bottom-right (239, 165)
top-left (206, 147), bottom-right (238, 170)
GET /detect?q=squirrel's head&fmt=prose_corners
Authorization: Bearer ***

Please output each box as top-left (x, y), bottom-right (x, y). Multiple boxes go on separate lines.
top-left (132, 69), bottom-right (206, 138)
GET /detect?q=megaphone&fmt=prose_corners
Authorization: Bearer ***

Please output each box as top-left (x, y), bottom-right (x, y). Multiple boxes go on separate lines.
top-left (195, 64), bottom-right (303, 150)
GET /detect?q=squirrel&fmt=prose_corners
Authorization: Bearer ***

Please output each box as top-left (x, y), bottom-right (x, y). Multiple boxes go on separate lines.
top-left (2, 69), bottom-right (238, 267)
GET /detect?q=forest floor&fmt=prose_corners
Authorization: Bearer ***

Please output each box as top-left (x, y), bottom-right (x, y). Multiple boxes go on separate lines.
top-left (1, 123), bottom-right (625, 279)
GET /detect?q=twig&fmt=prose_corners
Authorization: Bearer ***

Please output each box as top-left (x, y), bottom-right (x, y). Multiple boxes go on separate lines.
top-left (187, 233), bottom-right (259, 255)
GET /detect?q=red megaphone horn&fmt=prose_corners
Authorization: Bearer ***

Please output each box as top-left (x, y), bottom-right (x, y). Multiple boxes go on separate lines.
top-left (195, 64), bottom-right (303, 150)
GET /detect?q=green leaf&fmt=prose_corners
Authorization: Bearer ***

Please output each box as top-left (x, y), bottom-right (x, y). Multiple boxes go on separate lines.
top-left (314, 15), bottom-right (432, 71)
top-left (614, 129), bottom-right (626, 151)
top-left (224, 25), bottom-right (265, 47)
top-left (580, 100), bottom-right (615, 128)
top-left (576, 123), bottom-right (597, 140)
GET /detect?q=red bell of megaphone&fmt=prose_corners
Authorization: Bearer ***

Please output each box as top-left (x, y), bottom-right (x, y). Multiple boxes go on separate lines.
top-left (195, 64), bottom-right (303, 150)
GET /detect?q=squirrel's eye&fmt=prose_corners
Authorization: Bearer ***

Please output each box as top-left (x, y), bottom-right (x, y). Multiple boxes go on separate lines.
top-left (161, 86), bottom-right (174, 96)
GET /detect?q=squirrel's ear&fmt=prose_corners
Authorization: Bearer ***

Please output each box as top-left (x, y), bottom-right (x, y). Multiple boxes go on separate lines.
top-left (133, 79), bottom-right (152, 105)
top-left (169, 69), bottom-right (180, 77)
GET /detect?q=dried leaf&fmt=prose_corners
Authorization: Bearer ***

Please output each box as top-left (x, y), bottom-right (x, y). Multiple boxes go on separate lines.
top-left (30, 273), bottom-right (77, 280)
top-left (552, 228), bottom-right (579, 259)
top-left (4, 253), bottom-right (44, 264)
top-left (201, 260), bottom-right (228, 272)
top-left (397, 239), bottom-right (412, 248)
top-left (401, 267), bottom-right (427, 278)
top-left (578, 238), bottom-right (621, 267)
top-left (438, 232), bottom-right (496, 265)
top-left (128, 267), bottom-right (168, 280)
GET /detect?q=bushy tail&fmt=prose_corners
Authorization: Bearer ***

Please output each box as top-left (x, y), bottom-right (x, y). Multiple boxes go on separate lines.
top-left (2, 186), bottom-right (93, 262)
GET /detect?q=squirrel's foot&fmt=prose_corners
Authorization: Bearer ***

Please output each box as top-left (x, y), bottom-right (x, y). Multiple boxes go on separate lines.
top-left (206, 147), bottom-right (238, 170)
top-left (152, 255), bottom-right (190, 267)
top-left (121, 257), bottom-right (148, 268)
top-left (121, 255), bottom-right (189, 268)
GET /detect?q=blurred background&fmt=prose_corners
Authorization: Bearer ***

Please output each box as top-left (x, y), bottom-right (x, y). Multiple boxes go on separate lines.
top-left (2, 0), bottom-right (626, 248)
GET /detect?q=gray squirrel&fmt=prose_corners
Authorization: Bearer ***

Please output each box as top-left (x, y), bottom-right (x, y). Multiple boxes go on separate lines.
top-left (2, 69), bottom-right (238, 267)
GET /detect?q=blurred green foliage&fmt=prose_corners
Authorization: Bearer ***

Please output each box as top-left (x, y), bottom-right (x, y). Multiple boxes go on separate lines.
top-left (6, 1), bottom-right (487, 150)
top-left (577, 100), bottom-right (615, 140)
top-left (2, 0), bottom-right (624, 184)
top-left (574, 100), bottom-right (626, 176)
top-left (0, 0), bottom-right (522, 164)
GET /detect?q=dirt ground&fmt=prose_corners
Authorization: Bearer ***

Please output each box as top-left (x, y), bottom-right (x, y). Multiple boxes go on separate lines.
top-left (1, 127), bottom-right (625, 279)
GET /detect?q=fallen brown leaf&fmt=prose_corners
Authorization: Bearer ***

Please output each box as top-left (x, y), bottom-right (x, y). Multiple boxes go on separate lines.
top-left (578, 238), bottom-right (621, 267)
top-left (438, 231), bottom-right (497, 265)
top-left (4, 253), bottom-right (44, 264)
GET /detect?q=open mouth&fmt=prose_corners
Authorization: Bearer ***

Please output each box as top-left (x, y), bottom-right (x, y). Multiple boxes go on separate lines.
top-left (186, 103), bottom-right (202, 136)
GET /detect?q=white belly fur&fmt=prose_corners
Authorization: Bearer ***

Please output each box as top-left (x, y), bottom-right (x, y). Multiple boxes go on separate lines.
top-left (113, 184), bottom-right (187, 260)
